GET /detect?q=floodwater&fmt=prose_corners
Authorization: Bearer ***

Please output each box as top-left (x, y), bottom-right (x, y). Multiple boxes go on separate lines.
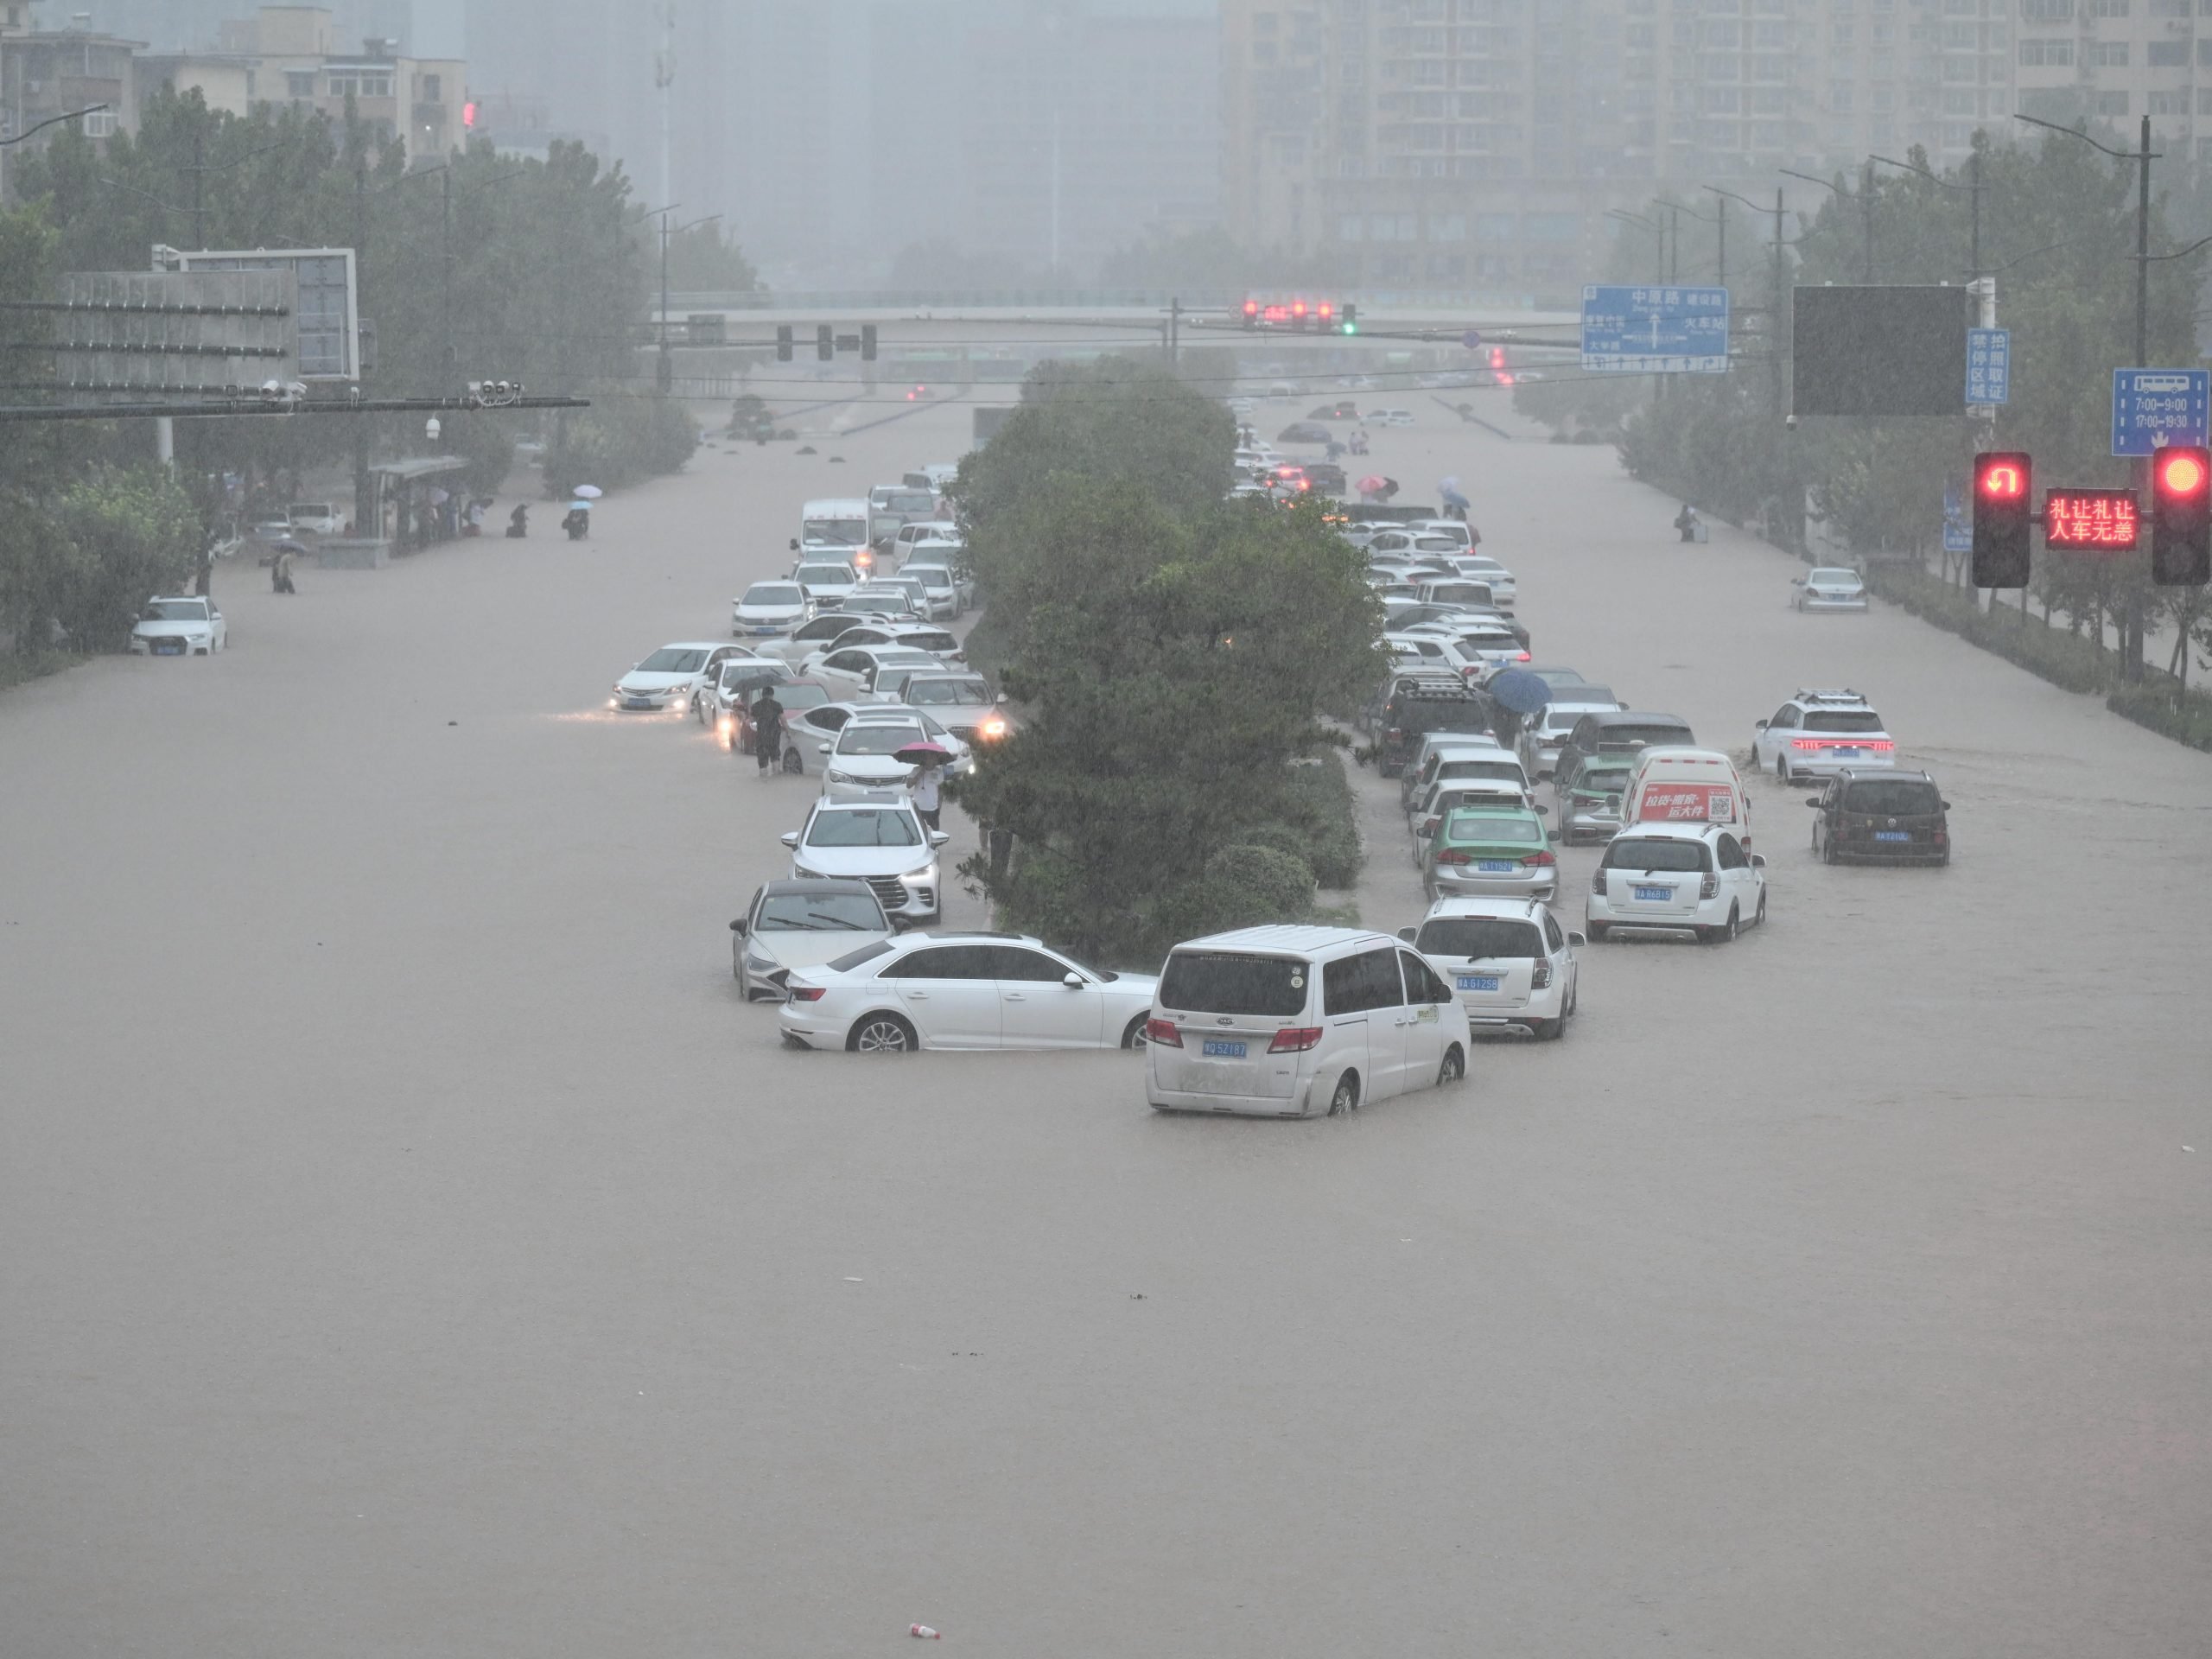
top-left (4, 391), bottom-right (2209, 1658)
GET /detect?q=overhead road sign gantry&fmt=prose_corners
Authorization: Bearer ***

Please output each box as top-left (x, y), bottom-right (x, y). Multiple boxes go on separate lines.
top-left (1580, 284), bottom-right (1729, 374)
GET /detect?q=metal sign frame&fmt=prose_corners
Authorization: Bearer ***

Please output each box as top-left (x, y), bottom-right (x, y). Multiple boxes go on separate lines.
top-left (53, 269), bottom-right (300, 404)
top-left (172, 247), bottom-right (359, 381)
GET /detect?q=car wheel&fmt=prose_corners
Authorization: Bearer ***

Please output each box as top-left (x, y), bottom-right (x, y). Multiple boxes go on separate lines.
top-left (1755, 890), bottom-right (1768, 926)
top-left (1326, 1071), bottom-right (1361, 1116)
top-left (1120, 1014), bottom-right (1147, 1050)
top-left (1437, 1045), bottom-right (1465, 1084)
top-left (782, 747), bottom-right (804, 774)
top-left (846, 1013), bottom-right (917, 1053)
top-left (1706, 905), bottom-right (1739, 944)
top-left (1822, 835), bottom-right (1839, 865)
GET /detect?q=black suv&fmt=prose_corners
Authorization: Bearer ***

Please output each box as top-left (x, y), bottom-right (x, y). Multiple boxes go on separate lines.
top-left (1552, 710), bottom-right (1694, 785)
top-left (1808, 768), bottom-right (1950, 864)
top-left (1375, 679), bottom-right (1499, 777)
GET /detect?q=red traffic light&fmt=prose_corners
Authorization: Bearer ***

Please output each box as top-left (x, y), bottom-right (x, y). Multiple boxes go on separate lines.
top-left (2158, 449), bottom-right (2208, 497)
top-left (1291, 300), bottom-right (1307, 317)
top-left (1977, 457), bottom-right (2028, 500)
top-left (1317, 302), bottom-right (1334, 320)
top-left (1243, 299), bottom-right (1258, 317)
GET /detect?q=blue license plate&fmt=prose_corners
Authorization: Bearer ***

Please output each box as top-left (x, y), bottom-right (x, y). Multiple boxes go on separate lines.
top-left (152, 642), bottom-right (183, 656)
top-left (1632, 885), bottom-right (1671, 902)
top-left (1458, 975), bottom-right (1500, 992)
top-left (1477, 860), bottom-right (1515, 873)
top-left (1202, 1039), bottom-right (1248, 1058)
top-left (1874, 830), bottom-right (1910, 842)
top-left (624, 698), bottom-right (656, 709)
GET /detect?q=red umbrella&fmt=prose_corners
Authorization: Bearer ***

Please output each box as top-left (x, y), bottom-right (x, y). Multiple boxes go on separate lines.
top-left (894, 741), bottom-right (951, 765)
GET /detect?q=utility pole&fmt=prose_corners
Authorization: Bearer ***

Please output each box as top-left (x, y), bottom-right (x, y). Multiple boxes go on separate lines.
top-left (1862, 157), bottom-right (1876, 283)
top-left (441, 165), bottom-right (453, 383)
top-left (655, 3), bottom-right (676, 213)
top-left (353, 162), bottom-right (371, 537)
top-left (1168, 296), bottom-right (1180, 368)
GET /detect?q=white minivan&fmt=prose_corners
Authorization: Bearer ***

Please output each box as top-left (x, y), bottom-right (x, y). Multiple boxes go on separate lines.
top-left (1620, 746), bottom-right (1752, 848)
top-left (1146, 925), bottom-right (1472, 1117)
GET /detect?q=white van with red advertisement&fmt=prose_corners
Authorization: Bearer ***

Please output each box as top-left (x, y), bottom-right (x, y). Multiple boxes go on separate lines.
top-left (1622, 747), bottom-right (1752, 848)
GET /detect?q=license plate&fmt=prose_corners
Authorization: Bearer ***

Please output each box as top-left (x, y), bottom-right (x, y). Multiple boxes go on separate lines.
top-left (151, 641), bottom-right (183, 656)
top-left (624, 698), bottom-right (656, 709)
top-left (1201, 1039), bottom-right (1248, 1058)
top-left (1874, 830), bottom-right (1910, 842)
top-left (1477, 860), bottom-right (1515, 873)
top-left (1458, 975), bottom-right (1500, 992)
top-left (1833, 747), bottom-right (1861, 756)
top-left (1632, 885), bottom-right (1671, 902)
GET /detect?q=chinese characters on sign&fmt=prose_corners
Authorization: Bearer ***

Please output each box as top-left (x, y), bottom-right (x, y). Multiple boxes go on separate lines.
top-left (1640, 784), bottom-right (1736, 823)
top-left (2111, 369), bottom-right (2211, 457)
top-left (1966, 327), bottom-right (2010, 405)
top-left (1580, 285), bottom-right (1731, 374)
top-left (2043, 487), bottom-right (2139, 553)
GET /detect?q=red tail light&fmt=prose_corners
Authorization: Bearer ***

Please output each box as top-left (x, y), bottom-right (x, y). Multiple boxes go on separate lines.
top-left (787, 986), bottom-right (827, 1001)
top-left (1522, 850), bottom-right (1556, 867)
top-left (1699, 874), bottom-right (1719, 899)
top-left (1434, 849), bottom-right (1472, 865)
top-left (1590, 868), bottom-right (1607, 895)
top-left (1144, 1017), bottom-right (1182, 1047)
top-left (1530, 961), bottom-right (1552, 989)
top-left (1268, 1027), bottom-right (1324, 1053)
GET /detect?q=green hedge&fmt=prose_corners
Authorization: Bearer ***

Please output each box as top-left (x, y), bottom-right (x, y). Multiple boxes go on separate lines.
top-left (1275, 752), bottom-right (1363, 889)
top-left (1861, 563), bottom-right (2113, 694)
top-left (2106, 681), bottom-right (2212, 750)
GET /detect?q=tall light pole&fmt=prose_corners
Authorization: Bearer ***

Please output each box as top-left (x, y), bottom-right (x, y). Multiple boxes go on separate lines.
top-left (1872, 150), bottom-right (1984, 283)
top-left (1657, 196), bottom-right (1723, 287)
top-left (659, 211), bottom-right (719, 395)
top-left (1781, 167), bottom-right (1872, 282)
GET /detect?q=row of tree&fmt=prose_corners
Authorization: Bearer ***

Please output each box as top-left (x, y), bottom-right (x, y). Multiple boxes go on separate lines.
top-left (946, 358), bottom-right (1382, 968)
top-left (1514, 130), bottom-right (2209, 677)
top-left (1, 89), bottom-right (729, 658)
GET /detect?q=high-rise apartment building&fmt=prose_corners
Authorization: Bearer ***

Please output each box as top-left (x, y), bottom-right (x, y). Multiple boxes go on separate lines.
top-left (1222, 0), bottom-right (2207, 298)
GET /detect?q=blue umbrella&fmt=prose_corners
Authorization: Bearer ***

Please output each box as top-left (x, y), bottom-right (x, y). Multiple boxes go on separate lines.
top-left (1440, 486), bottom-right (1471, 512)
top-left (1486, 668), bottom-right (1551, 715)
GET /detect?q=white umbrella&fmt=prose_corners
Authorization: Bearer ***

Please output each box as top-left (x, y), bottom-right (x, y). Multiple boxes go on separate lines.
top-left (571, 484), bottom-right (603, 499)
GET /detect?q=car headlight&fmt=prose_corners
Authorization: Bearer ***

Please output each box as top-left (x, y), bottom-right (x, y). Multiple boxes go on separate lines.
top-left (828, 769), bottom-right (855, 784)
top-left (744, 944), bottom-right (776, 969)
top-left (979, 717), bottom-right (1008, 740)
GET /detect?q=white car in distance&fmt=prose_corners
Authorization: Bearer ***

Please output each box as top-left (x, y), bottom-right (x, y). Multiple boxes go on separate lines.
top-left (733, 580), bottom-right (810, 637)
top-left (777, 931), bottom-right (1160, 1053)
top-left (1792, 567), bottom-right (1869, 612)
top-left (1586, 823), bottom-right (1767, 944)
top-left (817, 712), bottom-right (972, 799)
top-left (1401, 898), bottom-right (1582, 1039)
top-left (130, 596), bottom-right (227, 656)
top-left (609, 642), bottom-right (764, 715)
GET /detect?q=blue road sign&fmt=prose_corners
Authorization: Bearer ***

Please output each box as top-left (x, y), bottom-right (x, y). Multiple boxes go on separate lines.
top-left (1966, 327), bottom-right (2011, 405)
top-left (2112, 368), bottom-right (2210, 456)
top-left (1943, 520), bottom-right (1974, 556)
top-left (1462, 329), bottom-right (1484, 351)
top-left (1580, 284), bottom-right (1730, 373)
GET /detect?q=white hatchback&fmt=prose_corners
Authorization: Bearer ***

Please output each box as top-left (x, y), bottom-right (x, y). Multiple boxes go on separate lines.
top-left (1586, 823), bottom-right (1767, 944)
top-left (778, 932), bottom-right (1159, 1052)
top-left (1401, 898), bottom-right (1582, 1039)
top-left (1146, 926), bottom-right (1471, 1117)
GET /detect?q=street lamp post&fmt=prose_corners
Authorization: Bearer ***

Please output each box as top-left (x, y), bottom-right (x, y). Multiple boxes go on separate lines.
top-left (1657, 196), bottom-right (1724, 287)
top-left (658, 210), bottom-right (721, 396)
top-left (1707, 186), bottom-right (1783, 419)
top-left (1872, 149), bottom-right (1984, 283)
top-left (1781, 167), bottom-right (1872, 283)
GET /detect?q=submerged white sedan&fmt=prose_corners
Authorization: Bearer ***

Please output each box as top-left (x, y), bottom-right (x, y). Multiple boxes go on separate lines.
top-left (1792, 567), bottom-right (1869, 612)
top-left (130, 596), bottom-right (227, 656)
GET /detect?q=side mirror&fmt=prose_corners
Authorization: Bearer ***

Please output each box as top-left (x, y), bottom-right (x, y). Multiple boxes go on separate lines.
top-left (1396, 927), bottom-right (1417, 944)
top-left (779, 832), bottom-right (799, 849)
top-left (1791, 576), bottom-right (1803, 585)
top-left (929, 830), bottom-right (950, 847)
top-left (1753, 718), bottom-right (1768, 729)
top-left (1805, 797), bottom-right (1822, 808)
top-left (817, 742), bottom-right (832, 754)
top-left (1062, 971), bottom-right (1084, 989)
top-left (1941, 800), bottom-right (1952, 810)
top-left (788, 538), bottom-right (799, 550)
top-left (729, 918), bottom-right (747, 934)
top-left (1567, 931), bottom-right (1587, 948)
top-left (995, 690), bottom-right (1007, 703)
top-left (1751, 853), bottom-right (1767, 869)
top-left (1531, 804), bottom-right (1548, 817)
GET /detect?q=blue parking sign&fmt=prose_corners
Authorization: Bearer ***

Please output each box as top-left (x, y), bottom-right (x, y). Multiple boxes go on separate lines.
top-left (1965, 328), bottom-right (2010, 405)
top-left (2112, 369), bottom-right (2211, 456)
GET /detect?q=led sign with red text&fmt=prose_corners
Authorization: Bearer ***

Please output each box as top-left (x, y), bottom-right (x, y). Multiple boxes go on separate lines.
top-left (2044, 487), bottom-right (2139, 552)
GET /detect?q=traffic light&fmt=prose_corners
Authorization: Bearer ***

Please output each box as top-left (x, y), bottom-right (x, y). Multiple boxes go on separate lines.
top-left (817, 324), bottom-right (834, 362)
top-left (2152, 444), bottom-right (2212, 585)
top-left (776, 325), bottom-right (792, 363)
top-left (1971, 450), bottom-right (2032, 588)
top-left (1340, 303), bottom-right (1357, 335)
top-left (1290, 299), bottom-right (1309, 333)
top-left (1241, 299), bottom-right (1259, 330)
top-left (861, 323), bottom-right (877, 362)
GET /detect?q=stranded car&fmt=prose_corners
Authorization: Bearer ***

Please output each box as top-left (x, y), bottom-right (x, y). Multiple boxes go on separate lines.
top-left (130, 596), bottom-right (227, 656)
top-left (1401, 898), bottom-right (1582, 1040)
top-left (730, 878), bottom-right (893, 1001)
top-left (1554, 753), bottom-right (1635, 845)
top-left (1808, 768), bottom-right (1950, 864)
top-left (609, 642), bottom-right (760, 714)
top-left (733, 580), bottom-right (810, 636)
top-left (1751, 688), bottom-right (1896, 784)
top-left (780, 794), bottom-right (949, 926)
top-left (1792, 567), bottom-right (1869, 613)
top-left (777, 932), bottom-right (1160, 1053)
top-left (1421, 801), bottom-right (1558, 903)
top-left (1586, 824), bottom-right (1766, 944)
top-left (1145, 926), bottom-right (1470, 1117)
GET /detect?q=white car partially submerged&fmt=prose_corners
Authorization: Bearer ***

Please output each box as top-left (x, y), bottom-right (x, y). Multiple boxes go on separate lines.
top-left (609, 642), bottom-right (760, 714)
top-left (1792, 567), bottom-right (1869, 612)
top-left (733, 580), bottom-right (810, 636)
top-left (731, 878), bottom-right (893, 1001)
top-left (130, 596), bottom-right (227, 656)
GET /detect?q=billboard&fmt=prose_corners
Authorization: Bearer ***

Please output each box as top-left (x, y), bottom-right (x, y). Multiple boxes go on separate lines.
top-left (55, 269), bottom-right (299, 404)
top-left (174, 247), bottom-right (359, 381)
top-left (1791, 285), bottom-right (1973, 417)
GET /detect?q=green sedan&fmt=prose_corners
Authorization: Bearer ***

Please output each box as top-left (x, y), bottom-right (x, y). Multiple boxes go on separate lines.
top-left (1423, 803), bottom-right (1558, 902)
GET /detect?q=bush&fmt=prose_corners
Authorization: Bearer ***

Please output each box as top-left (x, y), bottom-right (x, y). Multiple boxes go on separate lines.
top-left (545, 391), bottom-right (698, 497)
top-left (1275, 753), bottom-right (1363, 887)
top-left (2106, 681), bottom-right (2212, 749)
top-left (1153, 844), bottom-right (1319, 944)
top-left (1862, 563), bottom-right (2113, 694)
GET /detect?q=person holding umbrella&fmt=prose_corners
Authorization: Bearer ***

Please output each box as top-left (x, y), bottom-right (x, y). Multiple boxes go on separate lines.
top-left (895, 740), bottom-right (951, 832)
top-left (1484, 667), bottom-right (1551, 753)
top-left (752, 685), bottom-right (786, 776)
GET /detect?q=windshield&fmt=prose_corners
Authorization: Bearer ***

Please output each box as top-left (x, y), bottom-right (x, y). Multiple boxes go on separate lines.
top-left (1444, 812), bottom-right (1542, 843)
top-left (1808, 569), bottom-right (1859, 584)
top-left (797, 565), bottom-right (855, 586)
top-left (837, 723), bottom-right (926, 756)
top-left (744, 583), bottom-right (804, 605)
top-left (758, 892), bottom-right (885, 931)
top-left (844, 594), bottom-right (909, 614)
top-left (906, 679), bottom-right (991, 707)
top-left (718, 663), bottom-right (784, 690)
top-left (1842, 780), bottom-right (1942, 814)
top-left (1416, 918), bottom-right (1543, 959)
top-left (637, 647), bottom-right (708, 673)
top-left (1572, 766), bottom-right (1634, 794)
top-left (778, 683), bottom-right (831, 709)
top-left (887, 492), bottom-right (934, 514)
top-left (909, 568), bottom-right (956, 588)
top-left (144, 601), bottom-right (207, 621)
top-left (806, 808), bottom-right (921, 847)
top-left (1804, 709), bottom-right (1885, 733)
top-left (1599, 723), bottom-right (1692, 747)
top-left (804, 518), bottom-right (868, 546)
top-left (1605, 838), bottom-right (1709, 872)
top-left (1159, 951), bottom-right (1309, 1016)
